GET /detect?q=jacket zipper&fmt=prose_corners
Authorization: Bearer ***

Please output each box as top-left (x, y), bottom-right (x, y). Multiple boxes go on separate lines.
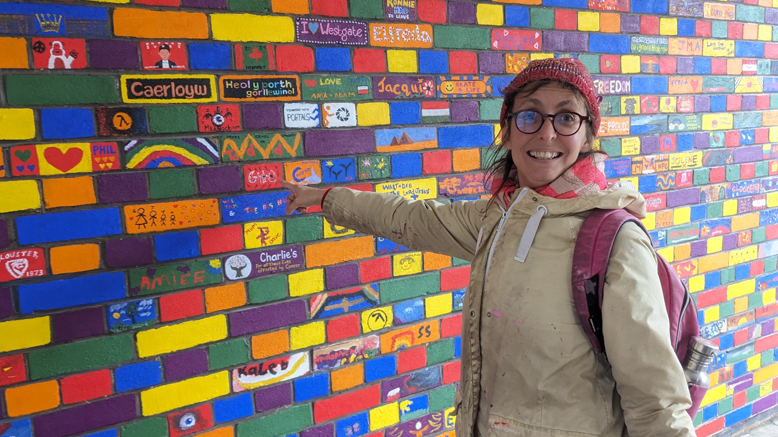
top-left (675, 285), bottom-right (693, 350)
top-left (484, 188), bottom-right (529, 285)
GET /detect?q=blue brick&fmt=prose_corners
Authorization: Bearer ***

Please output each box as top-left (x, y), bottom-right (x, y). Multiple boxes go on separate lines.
top-left (543, 0), bottom-right (587, 7)
top-left (676, 134), bottom-right (694, 152)
top-left (154, 231), bottom-right (200, 262)
top-left (399, 394), bottom-right (429, 419)
top-left (322, 158), bottom-right (357, 184)
top-left (702, 403), bottom-right (718, 422)
top-left (294, 372), bottom-right (330, 402)
top-left (678, 19), bottom-right (696, 36)
top-left (438, 125), bottom-right (493, 148)
top-left (454, 336), bottom-right (461, 358)
top-left (712, 352), bottom-right (726, 370)
top-left (736, 264), bottom-right (751, 281)
top-left (390, 102), bottom-right (421, 125)
top-left (505, 6), bottom-right (529, 27)
top-left (725, 404), bottom-right (752, 427)
top-left (214, 393), bottom-right (254, 423)
top-left (492, 76), bottom-right (513, 97)
top-left (705, 272), bottom-right (720, 289)
top-left (589, 34), bottom-right (630, 54)
top-left (189, 43), bottom-right (232, 70)
top-left (40, 108), bottom-right (94, 140)
top-left (741, 130), bottom-right (755, 145)
top-left (336, 412), bottom-right (369, 437)
top-left (316, 47), bottom-right (352, 72)
top-left (631, 0), bottom-right (666, 14)
top-left (690, 204), bottom-right (707, 222)
top-left (16, 208), bottom-right (122, 245)
top-left (419, 51), bottom-right (448, 74)
top-left (394, 299), bottom-right (425, 324)
top-left (710, 95), bottom-right (727, 112)
top-left (83, 431), bottom-right (118, 437)
top-left (114, 361), bottom-right (162, 392)
top-left (694, 57), bottom-right (711, 75)
top-left (735, 41), bottom-right (764, 58)
top-left (365, 355), bottom-right (396, 382)
top-left (391, 153), bottom-right (422, 178)
top-left (632, 77), bottom-right (668, 94)
top-left (733, 360), bottom-right (748, 377)
top-left (638, 175), bottom-right (658, 193)
top-left (18, 272), bottom-right (126, 314)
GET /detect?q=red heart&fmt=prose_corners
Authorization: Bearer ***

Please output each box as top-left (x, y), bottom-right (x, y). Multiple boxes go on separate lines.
top-left (0, 423), bottom-right (10, 434)
top-left (304, 79), bottom-right (317, 88)
top-left (44, 147), bottom-right (83, 173)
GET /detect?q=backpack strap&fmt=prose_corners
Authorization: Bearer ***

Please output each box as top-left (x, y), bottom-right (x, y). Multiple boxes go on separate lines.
top-left (572, 208), bottom-right (649, 355)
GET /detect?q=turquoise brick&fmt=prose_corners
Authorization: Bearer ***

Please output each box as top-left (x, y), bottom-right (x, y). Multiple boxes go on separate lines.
top-left (712, 21), bottom-right (729, 39)
top-left (708, 202), bottom-right (724, 219)
top-left (694, 168), bottom-right (710, 186)
top-left (746, 385), bottom-right (761, 402)
top-left (736, 4), bottom-right (764, 23)
top-left (600, 138), bottom-right (622, 157)
top-left (720, 299), bottom-right (735, 318)
top-left (426, 338), bottom-right (454, 365)
top-left (578, 54), bottom-right (600, 73)
top-left (749, 292), bottom-right (763, 309)
top-left (433, 26), bottom-right (491, 50)
top-left (248, 275), bottom-right (288, 304)
top-left (766, 257), bottom-right (778, 273)
top-left (380, 272), bottom-right (441, 303)
top-left (721, 268), bottom-right (736, 285)
top-left (452, 257), bottom-right (470, 266)
top-left (428, 384), bottom-right (456, 412)
top-left (726, 165), bottom-right (741, 181)
top-left (719, 396), bottom-right (734, 414)
top-left (771, 94), bottom-right (778, 109)
top-left (530, 8), bottom-right (554, 29)
top-left (480, 99), bottom-right (503, 121)
top-left (693, 409), bottom-right (702, 427)
top-left (237, 404), bottom-right (313, 437)
top-left (756, 161), bottom-right (769, 178)
top-left (753, 227), bottom-right (766, 244)
top-left (209, 338), bottom-right (250, 370)
top-left (726, 343), bottom-right (755, 364)
top-left (763, 351), bottom-right (775, 366)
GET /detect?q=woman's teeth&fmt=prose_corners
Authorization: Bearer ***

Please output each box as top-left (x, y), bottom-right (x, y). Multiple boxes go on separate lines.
top-left (528, 151), bottom-right (561, 160)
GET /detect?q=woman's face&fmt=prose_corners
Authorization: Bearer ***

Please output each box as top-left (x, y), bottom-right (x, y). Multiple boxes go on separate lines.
top-left (504, 82), bottom-right (592, 189)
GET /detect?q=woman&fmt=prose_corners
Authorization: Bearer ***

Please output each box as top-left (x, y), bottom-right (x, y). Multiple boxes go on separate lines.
top-left (282, 58), bottom-right (695, 436)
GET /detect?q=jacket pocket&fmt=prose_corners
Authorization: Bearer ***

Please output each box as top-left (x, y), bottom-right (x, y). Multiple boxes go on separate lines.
top-left (485, 414), bottom-right (598, 437)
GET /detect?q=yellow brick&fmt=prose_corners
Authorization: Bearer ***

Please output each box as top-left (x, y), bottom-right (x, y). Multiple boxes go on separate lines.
top-left (701, 383), bottom-right (725, 407)
top-left (735, 296), bottom-right (748, 314)
top-left (723, 200), bottom-right (738, 216)
top-left (370, 402), bottom-right (400, 430)
top-left (761, 380), bottom-right (773, 397)
top-left (642, 212), bottom-right (656, 231)
top-left (689, 275), bottom-right (705, 293)
top-left (759, 24), bottom-right (773, 41)
top-left (764, 288), bottom-right (776, 305)
top-left (141, 372), bottom-right (230, 416)
top-left (704, 305), bottom-right (720, 324)
top-left (673, 207), bottom-right (691, 225)
top-left (476, 4), bottom-right (503, 26)
top-left (0, 317), bottom-right (50, 353)
top-left (727, 279), bottom-right (755, 300)
top-left (362, 307), bottom-right (393, 333)
top-left (708, 236), bottom-right (723, 253)
top-left (393, 252), bottom-right (422, 277)
top-left (211, 13), bottom-right (295, 42)
top-left (578, 11), bottom-right (599, 32)
top-left (731, 213), bottom-right (759, 232)
top-left (425, 293), bottom-right (452, 318)
top-left (530, 53), bottom-right (554, 61)
top-left (136, 315), bottom-right (227, 358)
top-left (0, 37), bottom-right (28, 69)
top-left (620, 55), bottom-right (640, 74)
top-left (621, 177), bottom-right (638, 189)
top-left (754, 361), bottom-right (778, 384)
top-left (323, 217), bottom-right (354, 239)
top-left (729, 246), bottom-right (757, 267)
top-left (769, 191), bottom-right (778, 208)
top-left (290, 321), bottom-right (325, 350)
top-left (5, 380), bottom-right (60, 417)
top-left (357, 102), bottom-right (391, 126)
top-left (660, 18), bottom-right (678, 35)
top-left (657, 247), bottom-right (674, 263)
top-left (288, 269), bottom-right (325, 297)
top-left (0, 108), bottom-right (35, 140)
top-left (113, 8), bottom-right (208, 39)
top-left (709, 370), bottom-right (719, 387)
top-left (771, 128), bottom-right (778, 144)
top-left (748, 355), bottom-right (762, 372)
top-left (387, 50), bottom-right (417, 73)
top-left (674, 244), bottom-right (691, 261)
top-left (244, 220), bottom-right (283, 249)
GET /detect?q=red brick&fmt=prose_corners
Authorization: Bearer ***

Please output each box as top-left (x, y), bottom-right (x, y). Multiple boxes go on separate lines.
top-left (756, 332), bottom-right (778, 354)
top-left (710, 166), bottom-right (726, 183)
top-left (201, 225), bottom-right (243, 255)
top-left (353, 49), bottom-right (386, 73)
top-left (600, 55), bottom-right (620, 73)
top-left (756, 127), bottom-right (769, 142)
top-left (768, 224), bottom-right (778, 241)
top-left (750, 259), bottom-right (764, 276)
top-left (441, 266), bottom-right (470, 291)
top-left (449, 51), bottom-right (477, 74)
top-left (442, 361), bottom-right (460, 384)
top-left (276, 45), bottom-right (315, 72)
top-left (756, 303), bottom-right (778, 320)
top-left (696, 287), bottom-right (727, 309)
top-left (757, 96), bottom-right (771, 111)
top-left (313, 384), bottom-right (380, 423)
top-left (726, 95), bottom-right (742, 111)
top-left (711, 58), bottom-right (727, 75)
top-left (136, 0), bottom-right (179, 4)
top-left (328, 314), bottom-right (361, 342)
top-left (311, 0), bottom-right (348, 16)
top-left (60, 369), bottom-right (112, 405)
top-left (659, 57), bottom-right (676, 74)
top-left (696, 417), bottom-right (724, 437)
top-left (767, 43), bottom-right (778, 59)
top-left (725, 131), bottom-right (740, 148)
top-left (696, 20), bottom-right (712, 37)
top-left (734, 327), bottom-right (749, 346)
top-left (360, 257), bottom-right (392, 283)
top-left (418, 0), bottom-right (447, 24)
top-left (733, 390), bottom-right (747, 408)
top-left (728, 22), bottom-right (743, 39)
top-left (441, 314), bottom-right (462, 338)
top-left (423, 151), bottom-right (452, 175)
top-left (0, 354), bottom-right (26, 387)
top-left (555, 9), bottom-right (577, 30)
top-left (640, 16), bottom-right (659, 34)
top-left (397, 347), bottom-right (426, 374)
top-left (741, 163), bottom-right (755, 180)
top-left (159, 289), bottom-right (204, 322)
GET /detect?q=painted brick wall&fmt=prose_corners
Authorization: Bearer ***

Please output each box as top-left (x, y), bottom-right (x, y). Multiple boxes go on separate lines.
top-left (1, 0), bottom-right (778, 436)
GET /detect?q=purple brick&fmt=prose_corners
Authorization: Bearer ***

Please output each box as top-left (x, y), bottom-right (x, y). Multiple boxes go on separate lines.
top-left (449, 1), bottom-right (475, 23)
top-left (694, 95), bottom-right (710, 112)
top-left (88, 40), bottom-right (140, 70)
top-left (762, 319), bottom-right (775, 336)
top-left (677, 57), bottom-right (694, 74)
top-left (301, 423), bottom-right (334, 437)
top-left (766, 8), bottom-right (778, 25)
top-left (53, 307), bottom-right (106, 343)
top-left (666, 188), bottom-right (700, 208)
top-left (199, 165), bottom-right (242, 194)
top-left (182, 0), bottom-right (227, 8)
top-left (694, 132), bottom-right (710, 149)
top-left (244, 103), bottom-right (283, 130)
top-left (164, 348), bottom-right (209, 382)
top-left (98, 173), bottom-right (148, 203)
top-left (640, 136), bottom-right (660, 154)
top-left (451, 100), bottom-right (479, 123)
top-left (742, 95), bottom-right (757, 111)
top-left (734, 146), bottom-right (762, 163)
top-left (753, 393), bottom-right (778, 415)
top-left (690, 241), bottom-right (707, 257)
top-left (723, 233), bottom-right (739, 251)
top-left (727, 374), bottom-right (753, 393)
top-left (229, 299), bottom-right (307, 336)
top-left (106, 238), bottom-right (153, 268)
top-left (254, 383), bottom-right (292, 413)
top-left (325, 263), bottom-right (359, 290)
top-left (0, 287), bottom-right (13, 320)
top-left (621, 15), bottom-right (640, 33)
top-left (305, 130), bottom-right (374, 157)
top-left (542, 31), bottom-right (588, 52)
top-left (479, 52), bottom-right (504, 74)
top-left (0, 220), bottom-right (8, 250)
top-left (33, 394), bottom-right (137, 437)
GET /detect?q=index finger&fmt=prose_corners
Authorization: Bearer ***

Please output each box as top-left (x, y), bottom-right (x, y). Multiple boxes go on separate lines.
top-left (279, 179), bottom-right (296, 190)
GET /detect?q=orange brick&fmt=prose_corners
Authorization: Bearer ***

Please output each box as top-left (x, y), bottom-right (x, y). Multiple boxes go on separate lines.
top-left (331, 363), bottom-right (364, 392)
top-left (600, 13), bottom-right (620, 33)
top-left (674, 244), bottom-right (691, 261)
top-left (197, 428), bottom-right (234, 437)
top-left (42, 176), bottom-right (96, 209)
top-left (50, 244), bottom-right (100, 275)
top-left (305, 236), bottom-right (374, 268)
top-left (272, 0), bottom-right (309, 13)
top-left (452, 149), bottom-right (481, 172)
top-left (5, 380), bottom-right (60, 417)
top-left (113, 8), bottom-right (209, 39)
top-left (252, 330), bottom-right (289, 359)
top-left (424, 252), bottom-right (451, 271)
top-left (205, 282), bottom-right (246, 313)
top-left (731, 213), bottom-right (759, 232)
top-left (727, 58), bottom-right (742, 75)
top-left (744, 23), bottom-right (758, 40)
top-left (699, 253), bottom-right (730, 274)
top-left (0, 37), bottom-right (28, 69)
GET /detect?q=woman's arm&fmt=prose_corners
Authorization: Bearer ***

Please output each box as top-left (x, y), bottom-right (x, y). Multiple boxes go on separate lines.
top-left (601, 222), bottom-right (696, 436)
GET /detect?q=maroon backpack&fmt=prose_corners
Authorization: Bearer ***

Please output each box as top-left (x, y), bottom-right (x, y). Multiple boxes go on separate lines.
top-left (571, 208), bottom-right (707, 418)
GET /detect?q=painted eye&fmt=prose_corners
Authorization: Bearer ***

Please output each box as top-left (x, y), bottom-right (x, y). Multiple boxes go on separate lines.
top-left (179, 412), bottom-right (197, 430)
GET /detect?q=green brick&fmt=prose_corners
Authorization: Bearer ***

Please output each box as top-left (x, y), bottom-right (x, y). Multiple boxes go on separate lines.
top-left (6, 75), bottom-right (118, 105)
top-left (429, 384), bottom-right (456, 412)
top-left (752, 227), bottom-right (766, 244)
top-left (452, 257), bottom-right (470, 266)
top-left (763, 351), bottom-right (775, 366)
top-left (209, 338), bottom-right (250, 370)
top-left (708, 202), bottom-right (724, 219)
top-left (600, 138), bottom-right (621, 157)
top-left (286, 216), bottom-right (323, 244)
top-left (380, 272), bottom-right (441, 303)
top-left (718, 396), bottom-right (733, 414)
top-left (749, 292), bottom-right (763, 309)
top-left (578, 54), bottom-right (600, 74)
top-left (122, 418), bottom-right (168, 437)
top-left (758, 59), bottom-right (771, 75)
top-left (600, 96), bottom-right (621, 117)
top-left (433, 26), bottom-right (491, 50)
top-left (248, 274), bottom-right (288, 304)
top-left (29, 334), bottom-right (134, 380)
top-left (766, 256), bottom-right (778, 273)
top-left (726, 343), bottom-right (754, 364)
top-left (712, 21), bottom-right (729, 39)
top-left (720, 299), bottom-right (735, 318)
top-left (480, 99), bottom-right (503, 121)
top-left (771, 94), bottom-right (778, 109)
top-left (149, 169), bottom-right (196, 199)
top-left (737, 4), bottom-right (764, 23)
top-left (237, 403), bottom-right (313, 437)
top-left (350, 0), bottom-right (384, 19)
top-left (693, 409), bottom-right (702, 427)
top-left (693, 168), bottom-right (710, 186)
top-left (756, 161), bottom-right (769, 178)
top-left (149, 106), bottom-right (197, 134)
top-left (726, 165), bottom-right (740, 181)
top-left (229, 0), bottom-right (270, 11)
top-left (530, 8), bottom-right (554, 29)
top-left (746, 384), bottom-right (761, 402)
top-left (426, 338), bottom-right (454, 366)
top-left (721, 267), bottom-right (736, 285)
top-left (774, 26), bottom-right (778, 42)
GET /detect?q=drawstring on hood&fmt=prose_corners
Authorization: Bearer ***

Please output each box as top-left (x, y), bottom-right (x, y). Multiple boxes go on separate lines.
top-left (515, 205), bottom-right (547, 262)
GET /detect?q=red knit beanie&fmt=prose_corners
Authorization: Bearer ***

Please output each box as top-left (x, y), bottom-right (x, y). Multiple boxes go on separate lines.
top-left (499, 57), bottom-right (602, 135)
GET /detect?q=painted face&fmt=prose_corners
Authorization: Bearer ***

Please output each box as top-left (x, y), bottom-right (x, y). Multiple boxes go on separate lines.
top-left (504, 82), bottom-right (592, 189)
top-left (159, 49), bottom-right (171, 60)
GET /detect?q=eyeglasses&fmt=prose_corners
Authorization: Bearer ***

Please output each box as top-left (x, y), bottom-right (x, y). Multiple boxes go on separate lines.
top-left (506, 110), bottom-right (590, 136)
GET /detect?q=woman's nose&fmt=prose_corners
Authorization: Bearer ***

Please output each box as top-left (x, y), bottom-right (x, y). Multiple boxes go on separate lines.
top-left (536, 115), bottom-right (557, 140)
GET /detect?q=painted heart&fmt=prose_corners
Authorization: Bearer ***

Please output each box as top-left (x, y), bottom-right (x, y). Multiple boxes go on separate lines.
top-left (15, 166), bottom-right (24, 173)
top-left (0, 424), bottom-right (10, 434)
top-left (304, 79), bottom-right (318, 88)
top-left (43, 147), bottom-right (83, 173)
top-left (14, 149), bottom-right (32, 162)
top-left (690, 80), bottom-right (699, 89)
top-left (308, 22), bottom-right (319, 33)
top-left (6, 258), bottom-right (29, 279)
top-left (27, 165), bottom-right (35, 172)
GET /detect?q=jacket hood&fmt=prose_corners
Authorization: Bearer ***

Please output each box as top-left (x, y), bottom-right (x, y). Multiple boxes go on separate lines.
top-left (507, 183), bottom-right (647, 219)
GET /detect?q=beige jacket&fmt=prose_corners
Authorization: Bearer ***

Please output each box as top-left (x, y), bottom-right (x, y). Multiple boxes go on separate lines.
top-left (323, 185), bottom-right (696, 437)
